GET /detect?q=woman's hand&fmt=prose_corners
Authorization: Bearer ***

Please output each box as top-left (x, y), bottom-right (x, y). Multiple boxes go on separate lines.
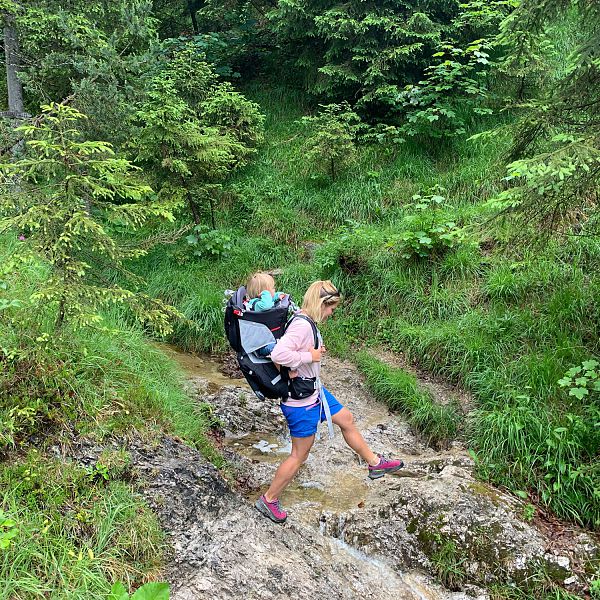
top-left (310, 346), bottom-right (325, 362)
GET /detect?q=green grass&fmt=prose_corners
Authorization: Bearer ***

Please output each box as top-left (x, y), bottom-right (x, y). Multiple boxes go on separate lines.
top-left (0, 453), bottom-right (164, 599)
top-left (4, 73), bottom-right (595, 600)
top-left (0, 241), bottom-right (222, 597)
top-left (0, 306), bottom-right (220, 463)
top-left (357, 353), bottom-right (460, 446)
top-left (123, 83), bottom-right (600, 530)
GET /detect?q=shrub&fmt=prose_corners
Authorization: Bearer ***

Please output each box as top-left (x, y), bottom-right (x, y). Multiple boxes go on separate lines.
top-left (186, 226), bottom-right (234, 259)
top-left (389, 221), bottom-right (466, 260)
top-left (397, 40), bottom-right (493, 141)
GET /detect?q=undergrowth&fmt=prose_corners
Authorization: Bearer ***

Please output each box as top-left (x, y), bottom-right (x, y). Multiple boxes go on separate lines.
top-left (0, 239), bottom-right (220, 597)
top-left (0, 452), bottom-right (163, 598)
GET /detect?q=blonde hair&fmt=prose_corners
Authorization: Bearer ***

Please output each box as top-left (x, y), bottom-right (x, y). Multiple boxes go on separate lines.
top-left (246, 272), bottom-right (275, 299)
top-left (301, 280), bottom-right (341, 323)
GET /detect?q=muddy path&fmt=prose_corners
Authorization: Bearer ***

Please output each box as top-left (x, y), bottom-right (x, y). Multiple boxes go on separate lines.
top-left (150, 345), bottom-right (596, 599)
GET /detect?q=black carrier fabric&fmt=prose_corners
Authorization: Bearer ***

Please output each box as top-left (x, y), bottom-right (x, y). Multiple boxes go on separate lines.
top-left (224, 287), bottom-right (318, 401)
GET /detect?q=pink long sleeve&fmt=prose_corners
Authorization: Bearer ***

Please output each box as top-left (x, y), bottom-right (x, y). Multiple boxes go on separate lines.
top-left (270, 317), bottom-right (321, 406)
top-left (270, 318), bottom-right (314, 369)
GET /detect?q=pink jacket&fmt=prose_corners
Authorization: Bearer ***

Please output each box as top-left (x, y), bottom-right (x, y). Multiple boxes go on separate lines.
top-left (270, 315), bottom-right (321, 407)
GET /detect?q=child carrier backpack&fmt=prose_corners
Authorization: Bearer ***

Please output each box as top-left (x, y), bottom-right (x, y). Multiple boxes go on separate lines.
top-left (224, 286), bottom-right (319, 401)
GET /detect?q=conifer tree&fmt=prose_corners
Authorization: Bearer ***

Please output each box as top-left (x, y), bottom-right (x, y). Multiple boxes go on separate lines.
top-left (131, 43), bottom-right (263, 227)
top-left (494, 0), bottom-right (600, 233)
top-left (299, 103), bottom-right (361, 181)
top-left (0, 103), bottom-right (179, 332)
top-left (270, 0), bottom-right (446, 109)
top-left (7, 0), bottom-right (157, 145)
top-left (131, 76), bottom-right (246, 226)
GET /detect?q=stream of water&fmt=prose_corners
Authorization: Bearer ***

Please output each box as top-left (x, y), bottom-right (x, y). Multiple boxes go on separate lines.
top-left (159, 343), bottom-right (472, 600)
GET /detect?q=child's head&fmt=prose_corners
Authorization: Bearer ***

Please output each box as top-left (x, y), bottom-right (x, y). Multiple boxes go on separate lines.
top-left (246, 272), bottom-right (276, 298)
top-left (301, 280), bottom-right (341, 322)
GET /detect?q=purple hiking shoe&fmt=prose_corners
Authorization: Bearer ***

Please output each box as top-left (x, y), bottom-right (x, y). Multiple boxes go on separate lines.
top-left (368, 454), bottom-right (404, 480)
top-left (255, 494), bottom-right (287, 523)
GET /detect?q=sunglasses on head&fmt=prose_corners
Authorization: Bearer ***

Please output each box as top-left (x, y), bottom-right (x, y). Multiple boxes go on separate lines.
top-left (320, 287), bottom-right (340, 302)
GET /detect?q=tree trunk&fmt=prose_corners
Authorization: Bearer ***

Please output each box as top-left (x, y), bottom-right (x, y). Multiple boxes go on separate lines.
top-left (209, 195), bottom-right (216, 229)
top-left (188, 192), bottom-right (201, 224)
top-left (179, 176), bottom-right (201, 224)
top-left (55, 294), bottom-right (66, 329)
top-left (187, 0), bottom-right (199, 34)
top-left (4, 13), bottom-right (24, 115)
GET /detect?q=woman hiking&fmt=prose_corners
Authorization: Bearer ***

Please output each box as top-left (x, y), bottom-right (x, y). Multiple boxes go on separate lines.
top-left (255, 280), bottom-right (404, 524)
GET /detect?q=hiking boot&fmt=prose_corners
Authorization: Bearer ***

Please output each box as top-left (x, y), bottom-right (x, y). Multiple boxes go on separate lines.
top-left (368, 454), bottom-right (404, 480)
top-left (255, 494), bottom-right (287, 523)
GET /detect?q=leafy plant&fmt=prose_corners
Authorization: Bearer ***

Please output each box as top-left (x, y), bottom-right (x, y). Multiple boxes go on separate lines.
top-left (186, 225), bottom-right (233, 258)
top-left (398, 39), bottom-right (493, 140)
top-left (0, 279), bottom-right (21, 312)
top-left (0, 511), bottom-right (17, 550)
top-left (522, 503), bottom-right (536, 522)
top-left (86, 462), bottom-right (110, 483)
top-left (558, 360), bottom-right (600, 401)
top-left (108, 581), bottom-right (169, 600)
top-left (408, 185), bottom-right (452, 211)
top-left (390, 221), bottom-right (465, 260)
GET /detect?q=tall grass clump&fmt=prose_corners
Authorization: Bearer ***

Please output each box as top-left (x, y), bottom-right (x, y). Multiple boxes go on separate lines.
top-left (0, 453), bottom-right (164, 598)
top-left (357, 353), bottom-right (460, 446)
top-left (469, 391), bottom-right (599, 529)
top-left (0, 283), bottom-right (220, 461)
top-left (134, 232), bottom-right (300, 353)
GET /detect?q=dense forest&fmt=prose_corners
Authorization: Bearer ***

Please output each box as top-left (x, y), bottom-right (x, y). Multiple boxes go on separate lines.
top-left (0, 0), bottom-right (599, 598)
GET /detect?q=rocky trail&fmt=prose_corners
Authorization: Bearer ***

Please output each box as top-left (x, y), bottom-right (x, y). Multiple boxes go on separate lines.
top-left (76, 346), bottom-right (598, 599)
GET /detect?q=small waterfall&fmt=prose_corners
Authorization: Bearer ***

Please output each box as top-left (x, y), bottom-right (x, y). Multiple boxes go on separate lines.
top-left (337, 514), bottom-right (346, 542)
top-left (319, 516), bottom-right (327, 535)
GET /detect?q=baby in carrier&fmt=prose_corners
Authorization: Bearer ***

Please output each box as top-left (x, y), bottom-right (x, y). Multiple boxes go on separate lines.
top-left (244, 272), bottom-right (286, 356)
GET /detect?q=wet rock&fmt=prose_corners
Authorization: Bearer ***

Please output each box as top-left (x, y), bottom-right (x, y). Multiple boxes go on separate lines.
top-left (204, 386), bottom-right (285, 435)
top-left (131, 436), bottom-right (465, 600)
top-left (318, 462), bottom-right (596, 590)
top-left (220, 350), bottom-right (243, 379)
top-left (252, 440), bottom-right (279, 453)
top-left (164, 351), bottom-right (598, 598)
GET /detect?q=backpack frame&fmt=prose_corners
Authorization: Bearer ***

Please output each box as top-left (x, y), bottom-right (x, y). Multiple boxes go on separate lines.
top-left (224, 286), bottom-right (319, 401)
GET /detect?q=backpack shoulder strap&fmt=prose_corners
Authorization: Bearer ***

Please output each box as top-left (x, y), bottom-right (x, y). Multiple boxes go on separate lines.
top-left (285, 313), bottom-right (319, 349)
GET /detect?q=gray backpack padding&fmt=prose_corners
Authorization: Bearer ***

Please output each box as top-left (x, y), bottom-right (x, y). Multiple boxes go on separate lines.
top-left (239, 319), bottom-right (276, 354)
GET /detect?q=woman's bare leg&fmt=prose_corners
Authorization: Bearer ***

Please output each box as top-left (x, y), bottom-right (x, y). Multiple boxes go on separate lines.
top-left (332, 407), bottom-right (379, 465)
top-left (264, 434), bottom-right (315, 501)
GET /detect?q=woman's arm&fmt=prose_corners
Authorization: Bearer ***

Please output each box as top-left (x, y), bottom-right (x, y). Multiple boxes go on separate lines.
top-left (270, 319), bottom-right (314, 369)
